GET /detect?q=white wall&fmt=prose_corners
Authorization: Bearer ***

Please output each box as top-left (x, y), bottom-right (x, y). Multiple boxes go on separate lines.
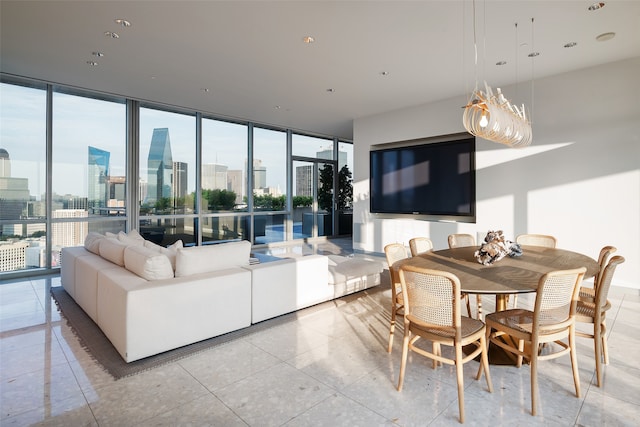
top-left (353, 57), bottom-right (640, 290)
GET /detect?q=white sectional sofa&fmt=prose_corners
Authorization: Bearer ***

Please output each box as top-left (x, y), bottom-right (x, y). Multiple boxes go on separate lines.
top-left (60, 230), bottom-right (383, 363)
top-left (61, 232), bottom-right (253, 362)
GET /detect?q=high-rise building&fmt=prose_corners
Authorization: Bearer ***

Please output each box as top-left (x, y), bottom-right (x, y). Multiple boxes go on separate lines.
top-left (88, 146), bottom-right (110, 212)
top-left (0, 148), bottom-right (11, 177)
top-left (146, 128), bottom-right (173, 204)
top-left (202, 163), bottom-right (228, 191)
top-left (51, 209), bottom-right (88, 248)
top-left (295, 165), bottom-right (313, 197)
top-left (0, 241), bottom-right (28, 272)
top-left (0, 148), bottom-right (30, 221)
top-left (316, 147), bottom-right (348, 169)
top-left (227, 170), bottom-right (244, 204)
top-left (252, 159), bottom-right (267, 190)
top-left (172, 162), bottom-right (188, 200)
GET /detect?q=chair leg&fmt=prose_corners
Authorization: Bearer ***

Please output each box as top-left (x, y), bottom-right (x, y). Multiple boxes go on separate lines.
top-left (397, 329), bottom-right (410, 391)
top-left (530, 347), bottom-right (539, 416)
top-left (464, 294), bottom-right (472, 318)
top-left (476, 295), bottom-right (483, 321)
top-left (387, 306), bottom-right (396, 353)
top-left (512, 294), bottom-right (518, 309)
top-left (432, 342), bottom-right (441, 369)
top-left (455, 344), bottom-right (466, 424)
top-left (570, 328), bottom-right (582, 398)
top-left (516, 340), bottom-right (525, 368)
top-left (593, 323), bottom-right (603, 387)
top-left (479, 334), bottom-right (493, 392)
top-left (601, 320), bottom-right (610, 365)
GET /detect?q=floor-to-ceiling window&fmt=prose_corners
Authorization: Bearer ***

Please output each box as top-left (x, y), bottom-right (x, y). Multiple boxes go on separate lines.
top-left (0, 82), bottom-right (47, 273)
top-left (201, 118), bottom-right (249, 243)
top-left (52, 91), bottom-right (127, 257)
top-left (337, 141), bottom-right (354, 235)
top-left (139, 107), bottom-right (196, 246)
top-left (252, 127), bottom-right (287, 244)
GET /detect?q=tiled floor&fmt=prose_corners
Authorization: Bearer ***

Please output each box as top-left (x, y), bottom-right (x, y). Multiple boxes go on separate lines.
top-left (1, 246), bottom-right (639, 426)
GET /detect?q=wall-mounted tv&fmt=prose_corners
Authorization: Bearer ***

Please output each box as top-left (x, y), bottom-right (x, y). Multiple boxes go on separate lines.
top-left (370, 136), bottom-right (476, 219)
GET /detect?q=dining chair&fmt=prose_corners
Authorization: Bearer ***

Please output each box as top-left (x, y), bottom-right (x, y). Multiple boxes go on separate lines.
top-left (484, 267), bottom-right (586, 416)
top-left (579, 246), bottom-right (616, 303)
top-left (384, 243), bottom-right (409, 353)
top-left (515, 233), bottom-right (557, 248)
top-left (576, 255), bottom-right (625, 387)
top-left (511, 234), bottom-right (557, 310)
top-left (408, 237), bottom-right (433, 256)
top-left (447, 234), bottom-right (477, 319)
top-left (448, 233), bottom-right (476, 248)
top-left (396, 264), bottom-right (493, 424)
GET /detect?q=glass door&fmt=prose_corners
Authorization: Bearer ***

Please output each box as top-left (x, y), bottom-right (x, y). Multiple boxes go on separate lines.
top-left (293, 159), bottom-right (334, 238)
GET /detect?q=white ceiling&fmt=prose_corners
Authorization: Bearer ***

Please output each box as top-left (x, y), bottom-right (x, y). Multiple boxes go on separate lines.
top-left (2, 1), bottom-right (639, 140)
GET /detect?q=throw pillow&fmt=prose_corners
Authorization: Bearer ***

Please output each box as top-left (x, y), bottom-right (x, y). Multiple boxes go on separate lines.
top-left (143, 240), bottom-right (183, 271)
top-left (84, 232), bottom-right (104, 255)
top-left (174, 240), bottom-right (250, 277)
top-left (117, 230), bottom-right (145, 247)
top-left (124, 245), bottom-right (174, 281)
top-left (99, 237), bottom-right (128, 266)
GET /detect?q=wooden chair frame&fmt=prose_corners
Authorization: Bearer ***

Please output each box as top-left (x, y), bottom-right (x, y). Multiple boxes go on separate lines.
top-left (397, 264), bottom-right (493, 423)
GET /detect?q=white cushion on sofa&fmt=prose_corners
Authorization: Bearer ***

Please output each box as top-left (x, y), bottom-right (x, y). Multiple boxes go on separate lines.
top-left (117, 230), bottom-right (145, 246)
top-left (124, 245), bottom-right (174, 280)
top-left (175, 240), bottom-right (251, 278)
top-left (99, 237), bottom-right (128, 266)
top-left (143, 240), bottom-right (183, 271)
top-left (84, 232), bottom-right (104, 255)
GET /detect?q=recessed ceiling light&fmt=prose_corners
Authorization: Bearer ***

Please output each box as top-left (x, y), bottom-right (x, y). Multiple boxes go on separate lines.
top-left (86, 61), bottom-right (98, 66)
top-left (92, 51), bottom-right (105, 57)
top-left (528, 52), bottom-right (540, 58)
top-left (564, 42), bottom-right (577, 48)
top-left (201, 88), bottom-right (210, 93)
top-left (302, 36), bottom-right (315, 44)
top-left (326, 88), bottom-right (335, 93)
top-left (380, 71), bottom-right (390, 76)
top-left (588, 2), bottom-right (605, 11)
top-left (115, 18), bottom-right (131, 27)
top-left (496, 61), bottom-right (507, 66)
top-left (596, 32), bottom-right (615, 42)
top-left (274, 105), bottom-right (281, 109)
top-left (104, 31), bottom-right (119, 39)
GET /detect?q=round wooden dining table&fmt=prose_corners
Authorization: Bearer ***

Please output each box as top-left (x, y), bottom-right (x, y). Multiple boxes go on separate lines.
top-left (395, 245), bottom-right (600, 311)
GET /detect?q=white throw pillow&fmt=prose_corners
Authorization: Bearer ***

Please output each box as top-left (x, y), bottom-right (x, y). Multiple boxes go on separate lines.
top-left (124, 245), bottom-right (174, 281)
top-left (105, 231), bottom-right (117, 238)
top-left (174, 240), bottom-right (250, 278)
top-left (84, 232), bottom-right (104, 254)
top-left (143, 240), bottom-right (183, 271)
top-left (117, 230), bottom-right (145, 247)
top-left (99, 238), bottom-right (128, 266)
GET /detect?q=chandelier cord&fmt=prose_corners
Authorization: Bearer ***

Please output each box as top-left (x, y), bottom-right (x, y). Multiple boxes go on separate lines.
top-left (472, 0), bottom-right (478, 91)
top-left (531, 17), bottom-right (535, 126)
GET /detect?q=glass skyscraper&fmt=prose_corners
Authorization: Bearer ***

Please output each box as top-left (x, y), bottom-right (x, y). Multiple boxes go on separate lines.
top-left (87, 146), bottom-right (110, 213)
top-left (146, 128), bottom-right (173, 204)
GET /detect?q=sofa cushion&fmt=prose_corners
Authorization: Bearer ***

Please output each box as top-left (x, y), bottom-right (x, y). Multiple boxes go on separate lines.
top-left (124, 245), bottom-right (174, 281)
top-left (175, 240), bottom-right (251, 278)
top-left (143, 240), bottom-right (183, 271)
top-left (84, 232), bottom-right (104, 255)
top-left (117, 229), bottom-right (145, 247)
top-left (99, 237), bottom-right (128, 266)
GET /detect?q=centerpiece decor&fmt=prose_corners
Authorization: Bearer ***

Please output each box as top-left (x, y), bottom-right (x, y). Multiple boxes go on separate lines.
top-left (474, 230), bottom-right (522, 265)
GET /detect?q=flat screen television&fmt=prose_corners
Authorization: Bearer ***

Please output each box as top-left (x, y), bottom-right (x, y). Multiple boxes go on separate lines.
top-left (370, 137), bottom-right (476, 219)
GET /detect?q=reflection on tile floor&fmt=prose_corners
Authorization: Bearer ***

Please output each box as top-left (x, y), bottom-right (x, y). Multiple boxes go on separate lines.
top-left (1, 267), bottom-right (639, 426)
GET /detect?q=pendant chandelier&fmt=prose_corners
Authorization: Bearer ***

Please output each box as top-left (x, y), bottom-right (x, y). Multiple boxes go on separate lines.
top-left (462, 2), bottom-right (533, 148)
